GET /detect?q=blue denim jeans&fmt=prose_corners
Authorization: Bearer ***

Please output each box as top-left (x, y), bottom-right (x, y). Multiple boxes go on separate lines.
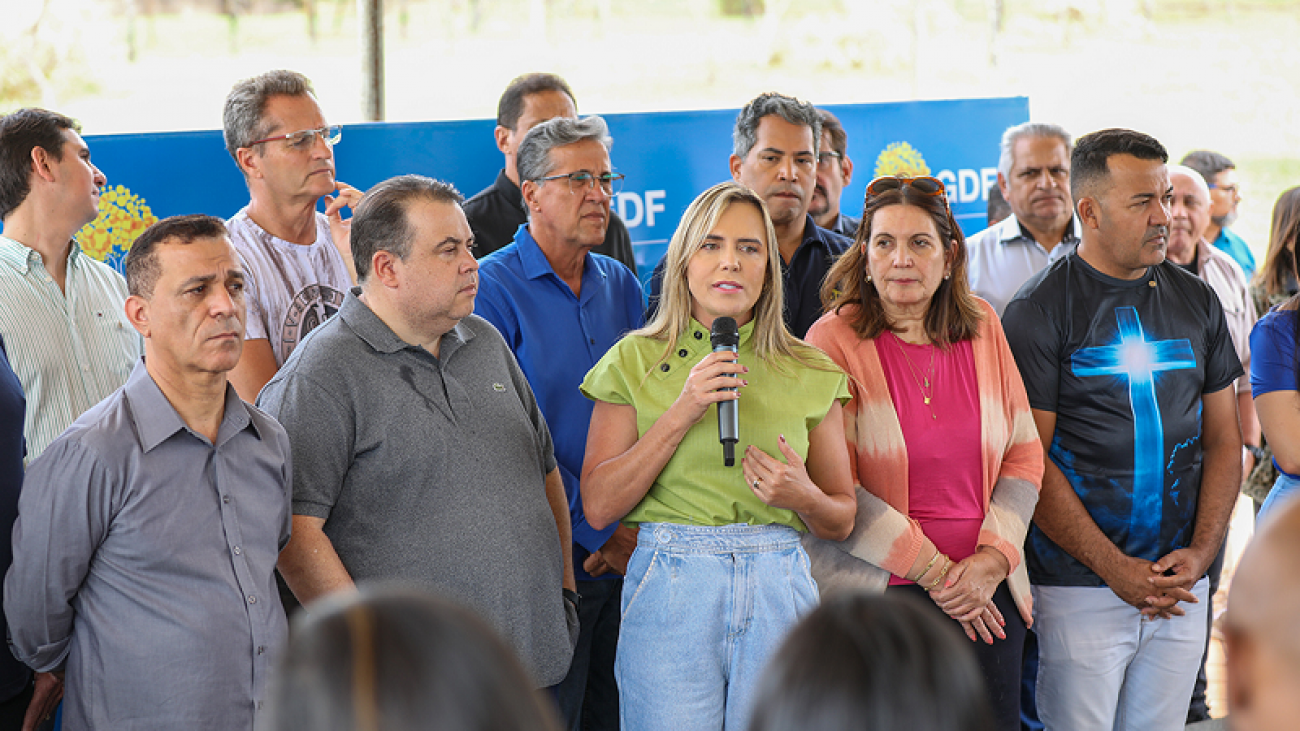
top-left (615, 523), bottom-right (817, 731)
top-left (1257, 472), bottom-right (1300, 526)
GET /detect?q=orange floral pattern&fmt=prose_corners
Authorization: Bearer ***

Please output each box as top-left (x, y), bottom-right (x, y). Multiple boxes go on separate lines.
top-left (76, 185), bottom-right (158, 271)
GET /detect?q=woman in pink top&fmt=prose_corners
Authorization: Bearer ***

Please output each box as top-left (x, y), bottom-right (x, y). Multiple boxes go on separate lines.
top-left (803, 176), bottom-right (1043, 731)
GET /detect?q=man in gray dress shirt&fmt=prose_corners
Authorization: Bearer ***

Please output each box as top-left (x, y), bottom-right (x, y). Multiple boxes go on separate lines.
top-left (4, 214), bottom-right (293, 731)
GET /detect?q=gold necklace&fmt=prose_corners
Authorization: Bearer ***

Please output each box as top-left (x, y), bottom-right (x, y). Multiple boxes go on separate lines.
top-left (893, 333), bottom-right (937, 420)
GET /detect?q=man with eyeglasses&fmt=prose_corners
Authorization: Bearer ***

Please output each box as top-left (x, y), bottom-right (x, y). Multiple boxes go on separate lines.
top-left (810, 108), bottom-right (859, 239)
top-left (646, 92), bottom-right (850, 338)
top-left (221, 69), bottom-right (363, 402)
top-left (475, 115), bottom-right (642, 731)
top-left (464, 73), bottom-right (636, 274)
top-left (1181, 150), bottom-right (1256, 277)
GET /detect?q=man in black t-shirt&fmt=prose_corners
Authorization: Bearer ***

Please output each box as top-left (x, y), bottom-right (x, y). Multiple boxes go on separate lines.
top-left (1003, 129), bottom-right (1242, 731)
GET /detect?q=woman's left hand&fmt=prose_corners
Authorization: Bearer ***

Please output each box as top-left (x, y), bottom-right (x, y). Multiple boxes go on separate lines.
top-left (742, 435), bottom-right (819, 513)
top-left (929, 546), bottom-right (1011, 622)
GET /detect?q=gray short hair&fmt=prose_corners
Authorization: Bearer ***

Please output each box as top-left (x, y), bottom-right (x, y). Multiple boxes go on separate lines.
top-left (1180, 150), bottom-right (1235, 182)
top-left (223, 70), bottom-right (317, 164)
top-left (517, 116), bottom-right (613, 184)
top-left (733, 93), bottom-right (821, 160)
top-left (998, 122), bottom-right (1072, 178)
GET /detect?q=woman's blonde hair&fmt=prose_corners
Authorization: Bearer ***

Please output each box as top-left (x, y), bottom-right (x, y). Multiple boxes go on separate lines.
top-left (638, 182), bottom-right (822, 371)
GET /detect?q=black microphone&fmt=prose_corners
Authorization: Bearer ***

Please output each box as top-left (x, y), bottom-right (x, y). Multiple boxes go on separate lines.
top-left (710, 317), bottom-right (740, 467)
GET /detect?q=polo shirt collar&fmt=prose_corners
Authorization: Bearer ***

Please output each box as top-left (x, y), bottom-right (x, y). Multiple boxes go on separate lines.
top-left (340, 287), bottom-right (475, 356)
top-left (515, 225), bottom-right (607, 301)
top-left (516, 226), bottom-right (560, 281)
top-left (125, 359), bottom-right (260, 452)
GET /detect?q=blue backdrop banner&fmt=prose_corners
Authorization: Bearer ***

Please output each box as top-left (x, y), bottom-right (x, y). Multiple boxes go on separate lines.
top-left (80, 96), bottom-right (1028, 290)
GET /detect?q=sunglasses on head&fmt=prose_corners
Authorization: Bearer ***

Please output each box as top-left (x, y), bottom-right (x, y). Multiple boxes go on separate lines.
top-left (865, 175), bottom-right (947, 200)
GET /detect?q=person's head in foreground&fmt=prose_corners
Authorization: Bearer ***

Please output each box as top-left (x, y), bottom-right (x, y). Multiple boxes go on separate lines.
top-left (263, 587), bottom-right (560, 731)
top-left (748, 591), bottom-right (994, 731)
top-left (1224, 498), bottom-right (1300, 731)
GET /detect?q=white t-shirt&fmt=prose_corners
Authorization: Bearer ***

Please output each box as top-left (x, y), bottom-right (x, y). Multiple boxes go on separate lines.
top-left (227, 207), bottom-right (351, 366)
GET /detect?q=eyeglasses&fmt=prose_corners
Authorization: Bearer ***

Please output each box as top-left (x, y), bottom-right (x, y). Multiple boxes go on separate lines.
top-left (865, 175), bottom-right (947, 201)
top-left (1208, 182), bottom-right (1240, 195)
top-left (535, 171), bottom-right (625, 197)
top-left (817, 151), bottom-right (843, 170)
top-left (248, 125), bottom-right (342, 150)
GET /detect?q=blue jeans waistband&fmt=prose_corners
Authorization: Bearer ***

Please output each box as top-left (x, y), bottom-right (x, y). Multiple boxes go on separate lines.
top-left (636, 522), bottom-right (802, 553)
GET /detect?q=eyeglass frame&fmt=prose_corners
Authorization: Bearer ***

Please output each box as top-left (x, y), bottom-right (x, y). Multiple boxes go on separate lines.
top-left (247, 125), bottom-right (343, 149)
top-left (817, 150), bottom-right (844, 169)
top-left (533, 170), bottom-right (625, 196)
top-left (1207, 182), bottom-right (1240, 195)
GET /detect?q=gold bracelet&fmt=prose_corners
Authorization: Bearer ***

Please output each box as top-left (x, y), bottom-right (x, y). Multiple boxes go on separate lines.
top-left (927, 559), bottom-right (952, 591)
top-left (915, 551), bottom-right (941, 583)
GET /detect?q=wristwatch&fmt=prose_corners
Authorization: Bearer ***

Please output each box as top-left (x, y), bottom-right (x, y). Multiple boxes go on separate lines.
top-left (1246, 444), bottom-right (1266, 462)
top-left (562, 588), bottom-right (582, 613)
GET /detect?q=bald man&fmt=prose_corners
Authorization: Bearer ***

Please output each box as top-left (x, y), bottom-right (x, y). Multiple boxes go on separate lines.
top-left (1168, 164), bottom-right (1262, 724)
top-left (1223, 498), bottom-right (1300, 731)
top-left (1167, 165), bottom-right (1261, 482)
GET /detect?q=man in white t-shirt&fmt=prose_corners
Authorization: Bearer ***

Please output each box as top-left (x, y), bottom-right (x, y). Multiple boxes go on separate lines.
top-left (221, 69), bottom-right (363, 401)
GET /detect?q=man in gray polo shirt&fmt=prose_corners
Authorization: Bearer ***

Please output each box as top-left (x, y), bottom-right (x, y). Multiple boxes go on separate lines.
top-left (260, 174), bottom-right (577, 688)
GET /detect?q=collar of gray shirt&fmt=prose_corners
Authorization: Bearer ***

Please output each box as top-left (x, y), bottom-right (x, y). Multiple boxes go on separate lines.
top-left (338, 286), bottom-right (475, 362)
top-left (998, 214), bottom-right (1082, 251)
top-left (124, 358), bottom-right (263, 451)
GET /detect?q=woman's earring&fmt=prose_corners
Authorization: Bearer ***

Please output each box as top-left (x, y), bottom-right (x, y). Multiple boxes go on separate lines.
top-left (944, 272), bottom-right (951, 280)
top-left (866, 274), bottom-right (872, 282)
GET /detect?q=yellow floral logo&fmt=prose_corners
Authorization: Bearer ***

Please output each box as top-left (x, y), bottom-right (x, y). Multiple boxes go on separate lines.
top-left (76, 185), bottom-right (158, 271)
top-left (874, 142), bottom-right (931, 178)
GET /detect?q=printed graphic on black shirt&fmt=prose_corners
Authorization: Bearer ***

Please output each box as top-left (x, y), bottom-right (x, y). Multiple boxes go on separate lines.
top-left (1004, 258), bottom-right (1242, 587)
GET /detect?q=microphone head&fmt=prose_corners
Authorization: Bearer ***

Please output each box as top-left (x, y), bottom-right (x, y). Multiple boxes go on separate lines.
top-left (710, 316), bottom-right (739, 349)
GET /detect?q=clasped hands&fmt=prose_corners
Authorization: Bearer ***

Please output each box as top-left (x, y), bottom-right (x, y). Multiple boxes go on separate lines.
top-left (922, 546), bottom-right (1011, 645)
top-left (1104, 545), bottom-right (1211, 620)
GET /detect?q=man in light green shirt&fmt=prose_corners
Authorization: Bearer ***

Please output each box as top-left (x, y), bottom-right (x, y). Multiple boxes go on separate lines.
top-left (0, 108), bottom-right (142, 461)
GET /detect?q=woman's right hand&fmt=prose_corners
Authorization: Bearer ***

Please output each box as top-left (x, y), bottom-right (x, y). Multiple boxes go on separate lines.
top-left (667, 350), bottom-right (749, 427)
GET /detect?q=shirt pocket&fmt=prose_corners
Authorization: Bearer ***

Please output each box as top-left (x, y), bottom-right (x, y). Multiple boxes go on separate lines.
top-left (92, 309), bottom-right (141, 382)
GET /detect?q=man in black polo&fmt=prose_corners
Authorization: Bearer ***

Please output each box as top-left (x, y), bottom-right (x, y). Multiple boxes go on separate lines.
top-left (647, 92), bottom-right (849, 337)
top-left (463, 73), bottom-right (636, 274)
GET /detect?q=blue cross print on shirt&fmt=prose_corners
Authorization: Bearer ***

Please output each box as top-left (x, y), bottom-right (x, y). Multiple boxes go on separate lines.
top-left (1071, 306), bottom-right (1196, 551)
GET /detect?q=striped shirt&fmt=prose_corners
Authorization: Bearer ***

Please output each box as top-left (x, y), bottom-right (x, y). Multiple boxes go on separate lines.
top-left (0, 236), bottom-right (142, 460)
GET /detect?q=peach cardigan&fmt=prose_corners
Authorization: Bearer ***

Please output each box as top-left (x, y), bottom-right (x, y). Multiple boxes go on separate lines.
top-left (803, 298), bottom-right (1043, 624)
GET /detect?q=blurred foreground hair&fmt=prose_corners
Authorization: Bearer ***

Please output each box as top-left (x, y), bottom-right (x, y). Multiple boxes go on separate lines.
top-left (263, 586), bottom-right (560, 731)
top-left (749, 591), bottom-right (994, 731)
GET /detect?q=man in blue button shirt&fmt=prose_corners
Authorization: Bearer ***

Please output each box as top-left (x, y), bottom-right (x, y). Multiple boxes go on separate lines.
top-left (4, 215), bottom-right (292, 731)
top-left (476, 115), bottom-right (643, 731)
